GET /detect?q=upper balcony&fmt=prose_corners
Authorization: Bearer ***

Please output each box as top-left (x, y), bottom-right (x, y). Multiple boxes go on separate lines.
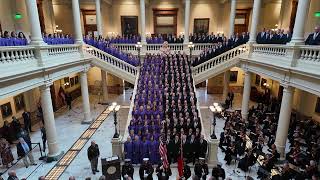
top-left (1, 42), bottom-right (320, 98)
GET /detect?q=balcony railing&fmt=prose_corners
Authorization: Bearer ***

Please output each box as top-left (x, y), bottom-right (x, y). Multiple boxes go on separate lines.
top-left (193, 44), bottom-right (249, 75)
top-left (112, 43), bottom-right (216, 55)
top-left (0, 44), bottom-right (83, 78)
top-left (0, 46), bottom-right (36, 64)
top-left (83, 44), bottom-right (138, 77)
top-left (249, 44), bottom-right (320, 72)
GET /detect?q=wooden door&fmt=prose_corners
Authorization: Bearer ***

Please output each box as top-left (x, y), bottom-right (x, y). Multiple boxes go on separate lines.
top-left (81, 9), bottom-right (98, 36)
top-left (153, 8), bottom-right (178, 35)
top-left (234, 9), bottom-right (251, 34)
top-left (37, 0), bottom-right (46, 33)
top-left (289, 0), bottom-right (298, 33)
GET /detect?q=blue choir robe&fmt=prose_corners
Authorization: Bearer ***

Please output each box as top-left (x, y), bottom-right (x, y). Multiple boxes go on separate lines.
top-left (150, 140), bottom-right (160, 164)
top-left (142, 125), bottom-right (149, 133)
top-left (141, 140), bottom-right (150, 159)
top-left (133, 140), bottom-right (141, 164)
top-left (124, 141), bottom-right (133, 160)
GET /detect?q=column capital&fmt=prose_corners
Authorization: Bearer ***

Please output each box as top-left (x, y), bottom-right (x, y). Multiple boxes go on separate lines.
top-left (40, 80), bottom-right (53, 91)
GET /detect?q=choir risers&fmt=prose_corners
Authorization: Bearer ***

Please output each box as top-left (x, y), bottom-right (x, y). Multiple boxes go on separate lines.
top-left (83, 45), bottom-right (138, 84)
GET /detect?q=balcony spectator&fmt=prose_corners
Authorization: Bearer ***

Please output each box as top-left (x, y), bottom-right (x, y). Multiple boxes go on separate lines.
top-left (305, 26), bottom-right (320, 45)
top-left (0, 31), bottom-right (28, 46)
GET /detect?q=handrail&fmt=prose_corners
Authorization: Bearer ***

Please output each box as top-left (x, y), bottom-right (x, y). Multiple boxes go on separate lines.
top-left (83, 44), bottom-right (138, 76)
top-left (192, 44), bottom-right (249, 75)
top-left (122, 71), bottom-right (140, 143)
top-left (0, 46), bottom-right (36, 63)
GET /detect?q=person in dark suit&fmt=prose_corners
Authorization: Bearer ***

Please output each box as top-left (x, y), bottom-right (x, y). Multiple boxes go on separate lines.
top-left (198, 135), bottom-right (207, 159)
top-left (122, 159), bottom-right (134, 180)
top-left (156, 162), bottom-right (172, 180)
top-left (16, 137), bottom-right (36, 168)
top-left (65, 93), bottom-right (72, 110)
top-left (41, 126), bottom-right (46, 152)
top-left (139, 158), bottom-right (154, 180)
top-left (7, 170), bottom-right (19, 180)
top-left (305, 26), bottom-right (320, 45)
top-left (211, 163), bottom-right (226, 180)
top-left (194, 158), bottom-right (209, 180)
top-left (257, 28), bottom-right (266, 44)
top-left (22, 110), bottom-right (32, 132)
top-left (87, 141), bottom-right (100, 174)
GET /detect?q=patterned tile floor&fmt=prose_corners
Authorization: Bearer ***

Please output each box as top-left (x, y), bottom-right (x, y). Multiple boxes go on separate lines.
top-left (1, 88), bottom-right (267, 179)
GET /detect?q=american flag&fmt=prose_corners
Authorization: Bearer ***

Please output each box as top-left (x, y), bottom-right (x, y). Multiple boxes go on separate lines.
top-left (159, 136), bottom-right (169, 169)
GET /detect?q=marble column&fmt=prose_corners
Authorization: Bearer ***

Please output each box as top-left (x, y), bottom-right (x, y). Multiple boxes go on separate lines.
top-left (275, 86), bottom-right (294, 158)
top-left (184, 0), bottom-right (191, 44)
top-left (101, 70), bottom-right (108, 102)
top-left (139, 0), bottom-right (146, 44)
top-left (241, 71), bottom-right (251, 120)
top-left (80, 71), bottom-right (92, 124)
top-left (229, 0), bottom-right (237, 38)
top-left (25, 0), bottom-right (46, 45)
top-left (248, 0), bottom-right (262, 43)
top-left (278, 0), bottom-right (287, 29)
top-left (290, 0), bottom-right (311, 45)
top-left (72, 0), bottom-right (83, 43)
top-left (40, 84), bottom-right (62, 160)
top-left (95, 0), bottom-right (103, 36)
top-left (222, 70), bottom-right (230, 101)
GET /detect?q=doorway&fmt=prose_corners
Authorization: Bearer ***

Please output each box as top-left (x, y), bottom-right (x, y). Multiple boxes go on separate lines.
top-left (81, 9), bottom-right (98, 37)
top-left (153, 8), bottom-right (178, 35)
top-left (234, 9), bottom-right (251, 34)
top-left (289, 0), bottom-right (298, 33)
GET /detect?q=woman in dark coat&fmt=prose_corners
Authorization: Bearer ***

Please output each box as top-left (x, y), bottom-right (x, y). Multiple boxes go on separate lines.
top-left (0, 138), bottom-right (14, 167)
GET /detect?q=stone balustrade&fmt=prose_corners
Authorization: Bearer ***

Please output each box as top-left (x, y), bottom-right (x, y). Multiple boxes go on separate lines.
top-left (0, 46), bottom-right (36, 63)
top-left (83, 44), bottom-right (138, 77)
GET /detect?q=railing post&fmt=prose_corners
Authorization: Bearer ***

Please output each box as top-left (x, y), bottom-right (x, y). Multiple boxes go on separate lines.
top-left (247, 42), bottom-right (255, 58)
top-left (34, 46), bottom-right (49, 67)
top-left (286, 45), bottom-right (301, 67)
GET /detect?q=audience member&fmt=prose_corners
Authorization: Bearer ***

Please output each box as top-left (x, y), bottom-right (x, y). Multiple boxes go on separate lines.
top-left (0, 138), bottom-right (14, 168)
top-left (305, 26), bottom-right (320, 45)
top-left (16, 137), bottom-right (37, 168)
top-left (87, 141), bottom-right (100, 175)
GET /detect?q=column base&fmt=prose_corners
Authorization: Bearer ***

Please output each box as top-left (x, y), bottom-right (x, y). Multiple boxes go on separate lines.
top-left (207, 138), bottom-right (219, 167)
top-left (81, 118), bottom-right (93, 124)
top-left (112, 137), bottom-right (123, 159)
top-left (241, 112), bottom-right (248, 120)
top-left (46, 151), bottom-right (64, 162)
top-left (275, 143), bottom-right (286, 160)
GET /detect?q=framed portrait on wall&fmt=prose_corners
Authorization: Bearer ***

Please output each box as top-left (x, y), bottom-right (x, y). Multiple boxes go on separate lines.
top-left (255, 75), bottom-right (261, 85)
top-left (14, 94), bottom-right (25, 111)
top-left (261, 78), bottom-right (267, 87)
top-left (75, 76), bottom-right (79, 84)
top-left (315, 97), bottom-right (320, 113)
top-left (121, 16), bottom-right (138, 36)
top-left (70, 77), bottom-right (75, 87)
top-left (193, 18), bottom-right (209, 34)
top-left (1, 102), bottom-right (12, 118)
top-left (229, 71), bottom-right (238, 82)
top-left (64, 77), bottom-right (70, 89)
